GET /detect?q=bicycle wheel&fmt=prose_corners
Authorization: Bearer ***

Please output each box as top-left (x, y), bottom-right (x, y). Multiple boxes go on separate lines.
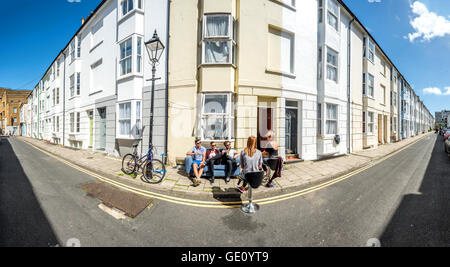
top-left (143, 159), bottom-right (166, 184)
top-left (122, 154), bottom-right (137, 175)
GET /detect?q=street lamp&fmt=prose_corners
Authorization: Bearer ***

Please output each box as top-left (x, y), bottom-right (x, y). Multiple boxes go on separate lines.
top-left (145, 30), bottom-right (165, 148)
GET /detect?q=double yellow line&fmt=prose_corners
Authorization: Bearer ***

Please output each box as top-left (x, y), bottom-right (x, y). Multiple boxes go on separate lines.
top-left (21, 134), bottom-right (431, 209)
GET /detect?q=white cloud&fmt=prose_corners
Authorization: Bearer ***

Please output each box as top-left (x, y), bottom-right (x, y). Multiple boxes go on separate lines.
top-left (407, 1), bottom-right (450, 42)
top-left (423, 87), bottom-right (450, 95)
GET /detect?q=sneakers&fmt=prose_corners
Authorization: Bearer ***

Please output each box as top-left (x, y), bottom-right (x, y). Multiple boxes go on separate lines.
top-left (236, 186), bottom-right (245, 193)
top-left (225, 177), bottom-right (230, 184)
top-left (210, 177), bottom-right (215, 185)
top-left (266, 181), bottom-right (276, 188)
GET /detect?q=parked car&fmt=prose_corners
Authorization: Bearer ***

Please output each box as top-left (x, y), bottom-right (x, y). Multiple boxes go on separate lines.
top-left (444, 130), bottom-right (450, 141)
top-left (445, 136), bottom-right (450, 154)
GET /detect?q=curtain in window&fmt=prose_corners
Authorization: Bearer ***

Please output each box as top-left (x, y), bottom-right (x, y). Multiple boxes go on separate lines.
top-left (202, 116), bottom-right (229, 140)
top-left (326, 104), bottom-right (337, 135)
top-left (205, 41), bottom-right (230, 63)
top-left (205, 16), bottom-right (229, 37)
top-left (119, 103), bottom-right (131, 135)
top-left (204, 95), bottom-right (227, 113)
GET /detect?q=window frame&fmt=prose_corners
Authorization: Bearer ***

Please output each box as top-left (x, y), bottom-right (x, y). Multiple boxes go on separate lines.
top-left (327, 0), bottom-right (339, 32)
top-left (325, 103), bottom-right (338, 136)
top-left (200, 93), bottom-right (234, 141)
top-left (119, 38), bottom-right (133, 76)
top-left (118, 102), bottom-right (132, 137)
top-left (367, 111), bottom-right (375, 135)
top-left (201, 14), bottom-right (236, 66)
top-left (326, 47), bottom-right (339, 82)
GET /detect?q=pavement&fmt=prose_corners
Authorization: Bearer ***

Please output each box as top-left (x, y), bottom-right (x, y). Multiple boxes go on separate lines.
top-left (16, 132), bottom-right (434, 200)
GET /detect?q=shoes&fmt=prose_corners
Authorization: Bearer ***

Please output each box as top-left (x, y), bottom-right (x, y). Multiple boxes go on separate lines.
top-left (236, 186), bottom-right (245, 193)
top-left (225, 177), bottom-right (230, 184)
top-left (193, 178), bottom-right (201, 187)
top-left (266, 181), bottom-right (276, 188)
top-left (210, 177), bottom-right (215, 185)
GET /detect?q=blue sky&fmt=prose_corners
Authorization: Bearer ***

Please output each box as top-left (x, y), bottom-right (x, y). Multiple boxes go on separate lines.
top-left (0, 0), bottom-right (449, 116)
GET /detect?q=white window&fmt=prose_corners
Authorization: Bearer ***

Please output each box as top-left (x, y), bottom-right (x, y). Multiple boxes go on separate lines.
top-left (119, 102), bottom-right (131, 135)
top-left (52, 89), bottom-right (55, 106)
top-left (202, 14), bottom-right (236, 65)
top-left (121, 0), bottom-right (134, 16)
top-left (367, 112), bottom-right (374, 134)
top-left (70, 113), bottom-right (75, 133)
top-left (56, 116), bottom-right (60, 132)
top-left (76, 73), bottom-right (81, 95)
top-left (137, 37), bottom-right (142, 73)
top-left (367, 74), bottom-right (374, 97)
top-left (327, 0), bottom-right (339, 31)
top-left (367, 38), bottom-right (375, 62)
top-left (56, 88), bottom-right (60, 105)
top-left (318, 0), bottom-right (323, 23)
top-left (70, 75), bottom-right (75, 97)
top-left (57, 61), bottom-right (60, 77)
top-left (363, 73), bottom-right (366, 95)
top-left (318, 47), bottom-right (323, 80)
top-left (326, 48), bottom-right (338, 82)
top-left (120, 38), bottom-right (133, 75)
top-left (326, 104), bottom-right (337, 135)
top-left (76, 112), bottom-right (80, 133)
top-left (201, 94), bottom-right (234, 141)
top-left (77, 36), bottom-right (81, 58)
top-left (70, 40), bottom-right (75, 62)
top-left (382, 85), bottom-right (386, 105)
top-left (136, 101), bottom-right (141, 136)
top-left (317, 103), bottom-right (322, 135)
top-left (268, 27), bottom-right (294, 74)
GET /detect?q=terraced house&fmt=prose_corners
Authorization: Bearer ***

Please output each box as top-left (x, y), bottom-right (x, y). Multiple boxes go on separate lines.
top-left (22, 0), bottom-right (434, 166)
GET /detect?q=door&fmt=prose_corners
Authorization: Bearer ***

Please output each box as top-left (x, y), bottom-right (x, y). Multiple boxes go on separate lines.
top-left (285, 101), bottom-right (298, 155)
top-left (98, 108), bottom-right (106, 150)
top-left (378, 114), bottom-right (383, 144)
top-left (88, 111), bottom-right (94, 148)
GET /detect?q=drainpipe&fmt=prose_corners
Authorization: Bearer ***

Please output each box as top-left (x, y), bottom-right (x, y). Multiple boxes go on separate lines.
top-left (164, 0), bottom-right (171, 164)
top-left (62, 51), bottom-right (67, 147)
top-left (347, 18), bottom-right (355, 154)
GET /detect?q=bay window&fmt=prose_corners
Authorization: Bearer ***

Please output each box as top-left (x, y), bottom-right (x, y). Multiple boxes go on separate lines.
top-left (70, 74), bottom-right (75, 97)
top-left (121, 0), bottom-right (133, 16)
top-left (119, 102), bottom-right (131, 136)
top-left (70, 113), bottom-right (75, 133)
top-left (201, 94), bottom-right (234, 141)
top-left (76, 73), bottom-right (81, 95)
top-left (137, 37), bottom-right (142, 73)
top-left (367, 38), bottom-right (375, 62)
top-left (76, 112), bottom-right (80, 133)
top-left (326, 48), bottom-right (338, 82)
top-left (317, 103), bottom-right (322, 135)
top-left (326, 104), bottom-right (337, 135)
top-left (202, 14), bottom-right (236, 65)
top-left (120, 38), bottom-right (133, 76)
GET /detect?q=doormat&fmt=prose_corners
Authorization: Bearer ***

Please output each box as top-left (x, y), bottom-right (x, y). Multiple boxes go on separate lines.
top-left (80, 182), bottom-right (153, 218)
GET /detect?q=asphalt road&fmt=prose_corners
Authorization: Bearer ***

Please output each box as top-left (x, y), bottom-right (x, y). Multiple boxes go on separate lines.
top-left (0, 134), bottom-right (448, 247)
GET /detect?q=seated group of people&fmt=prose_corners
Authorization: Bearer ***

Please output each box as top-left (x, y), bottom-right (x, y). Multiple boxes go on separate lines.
top-left (186, 130), bottom-right (284, 193)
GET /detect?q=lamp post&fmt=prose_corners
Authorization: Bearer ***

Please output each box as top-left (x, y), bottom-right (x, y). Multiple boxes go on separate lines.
top-left (145, 30), bottom-right (165, 149)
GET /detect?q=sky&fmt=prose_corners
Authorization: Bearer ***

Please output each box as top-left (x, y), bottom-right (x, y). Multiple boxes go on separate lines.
top-left (0, 0), bottom-right (449, 116)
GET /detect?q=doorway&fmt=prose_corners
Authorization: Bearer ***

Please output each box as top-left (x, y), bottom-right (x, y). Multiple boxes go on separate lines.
top-left (88, 110), bottom-right (94, 148)
top-left (378, 114), bottom-right (383, 144)
top-left (285, 100), bottom-right (299, 156)
top-left (97, 108), bottom-right (106, 151)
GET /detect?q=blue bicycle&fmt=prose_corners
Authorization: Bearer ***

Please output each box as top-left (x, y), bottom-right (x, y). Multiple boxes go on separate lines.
top-left (121, 141), bottom-right (167, 184)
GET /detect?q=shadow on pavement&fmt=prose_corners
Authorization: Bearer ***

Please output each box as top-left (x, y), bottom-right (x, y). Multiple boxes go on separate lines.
top-left (0, 137), bottom-right (60, 247)
top-left (380, 134), bottom-right (450, 246)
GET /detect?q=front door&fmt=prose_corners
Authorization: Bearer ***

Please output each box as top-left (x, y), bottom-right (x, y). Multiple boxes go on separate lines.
top-left (378, 114), bottom-right (383, 144)
top-left (285, 102), bottom-right (298, 155)
top-left (98, 108), bottom-right (106, 150)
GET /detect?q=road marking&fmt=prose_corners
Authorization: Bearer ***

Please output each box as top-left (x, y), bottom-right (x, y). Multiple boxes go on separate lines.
top-left (20, 134), bottom-right (432, 209)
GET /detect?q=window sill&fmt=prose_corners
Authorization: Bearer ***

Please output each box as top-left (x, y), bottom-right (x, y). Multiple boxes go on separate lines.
top-left (198, 63), bottom-right (237, 69)
top-left (69, 95), bottom-right (81, 101)
top-left (117, 73), bottom-right (143, 82)
top-left (90, 40), bottom-right (104, 53)
top-left (265, 68), bottom-right (296, 79)
top-left (118, 9), bottom-right (144, 25)
top-left (363, 95), bottom-right (375, 100)
top-left (89, 90), bottom-right (103, 96)
top-left (269, 0), bottom-right (296, 11)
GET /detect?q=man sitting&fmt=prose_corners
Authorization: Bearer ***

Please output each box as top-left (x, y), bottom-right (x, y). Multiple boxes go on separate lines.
top-left (205, 142), bottom-right (222, 185)
top-left (221, 141), bottom-right (240, 184)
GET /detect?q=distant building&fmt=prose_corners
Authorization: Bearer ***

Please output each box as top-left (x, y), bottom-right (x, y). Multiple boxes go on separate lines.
top-left (0, 87), bottom-right (32, 135)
